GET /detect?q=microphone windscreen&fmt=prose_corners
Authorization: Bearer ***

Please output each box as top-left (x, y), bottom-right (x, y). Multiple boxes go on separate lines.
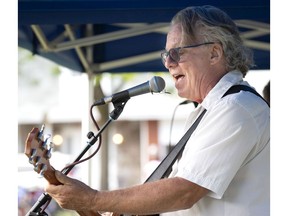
top-left (150, 76), bottom-right (165, 93)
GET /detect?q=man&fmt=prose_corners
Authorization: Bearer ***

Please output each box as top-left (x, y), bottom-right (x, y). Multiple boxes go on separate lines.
top-left (45, 5), bottom-right (270, 216)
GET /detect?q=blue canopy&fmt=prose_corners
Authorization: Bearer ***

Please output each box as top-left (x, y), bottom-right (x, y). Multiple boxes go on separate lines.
top-left (18, 0), bottom-right (270, 73)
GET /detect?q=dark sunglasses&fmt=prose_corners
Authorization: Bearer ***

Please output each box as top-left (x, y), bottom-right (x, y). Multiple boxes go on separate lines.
top-left (161, 42), bottom-right (215, 65)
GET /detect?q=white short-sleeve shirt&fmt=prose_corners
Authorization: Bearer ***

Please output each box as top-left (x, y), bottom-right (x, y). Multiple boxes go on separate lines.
top-left (162, 71), bottom-right (270, 216)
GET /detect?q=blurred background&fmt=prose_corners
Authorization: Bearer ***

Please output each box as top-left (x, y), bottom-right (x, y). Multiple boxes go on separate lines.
top-left (18, 47), bottom-right (269, 215)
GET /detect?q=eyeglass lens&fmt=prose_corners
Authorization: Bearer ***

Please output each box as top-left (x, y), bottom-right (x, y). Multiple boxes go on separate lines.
top-left (161, 48), bottom-right (180, 65)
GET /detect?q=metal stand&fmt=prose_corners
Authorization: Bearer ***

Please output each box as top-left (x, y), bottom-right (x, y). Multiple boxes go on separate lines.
top-left (25, 101), bottom-right (128, 216)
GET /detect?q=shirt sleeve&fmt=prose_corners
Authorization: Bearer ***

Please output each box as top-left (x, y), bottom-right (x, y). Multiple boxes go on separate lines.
top-left (174, 97), bottom-right (260, 199)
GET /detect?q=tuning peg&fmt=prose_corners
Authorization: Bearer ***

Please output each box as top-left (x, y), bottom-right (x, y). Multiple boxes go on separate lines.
top-left (39, 164), bottom-right (47, 176)
top-left (34, 156), bottom-right (41, 166)
top-left (29, 148), bottom-right (37, 157)
top-left (44, 147), bottom-right (52, 159)
top-left (29, 155), bottom-right (40, 165)
top-left (42, 134), bottom-right (51, 149)
top-left (34, 164), bottom-right (40, 173)
top-left (37, 124), bottom-right (45, 140)
top-left (34, 163), bottom-right (47, 175)
top-left (28, 157), bottom-right (34, 164)
top-left (28, 149), bottom-right (37, 164)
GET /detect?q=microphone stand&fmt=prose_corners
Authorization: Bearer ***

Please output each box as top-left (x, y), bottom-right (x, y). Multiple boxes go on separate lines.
top-left (25, 100), bottom-right (128, 216)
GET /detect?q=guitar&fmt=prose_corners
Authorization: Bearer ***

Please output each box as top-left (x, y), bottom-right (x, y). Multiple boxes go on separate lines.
top-left (24, 125), bottom-right (117, 216)
top-left (24, 125), bottom-right (61, 186)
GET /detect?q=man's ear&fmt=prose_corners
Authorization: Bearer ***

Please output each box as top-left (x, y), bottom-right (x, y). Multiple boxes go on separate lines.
top-left (210, 43), bottom-right (223, 65)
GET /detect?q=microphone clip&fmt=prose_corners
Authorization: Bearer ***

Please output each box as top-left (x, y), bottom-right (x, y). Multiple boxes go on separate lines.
top-left (109, 98), bottom-right (129, 120)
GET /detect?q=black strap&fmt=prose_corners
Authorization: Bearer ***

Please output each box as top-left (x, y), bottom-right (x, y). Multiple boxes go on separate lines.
top-left (144, 109), bottom-right (207, 183)
top-left (139, 109), bottom-right (206, 216)
top-left (223, 84), bottom-right (270, 107)
top-left (144, 84), bottom-right (268, 184)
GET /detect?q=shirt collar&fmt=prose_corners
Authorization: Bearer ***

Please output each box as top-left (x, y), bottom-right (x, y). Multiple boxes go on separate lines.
top-left (201, 70), bottom-right (245, 109)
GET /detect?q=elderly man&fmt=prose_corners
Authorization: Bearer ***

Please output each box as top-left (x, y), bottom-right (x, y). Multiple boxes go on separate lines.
top-left (45, 5), bottom-right (270, 216)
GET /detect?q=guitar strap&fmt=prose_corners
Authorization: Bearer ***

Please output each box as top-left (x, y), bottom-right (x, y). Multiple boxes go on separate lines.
top-left (144, 109), bottom-right (207, 183)
top-left (144, 84), bottom-right (269, 184)
top-left (222, 84), bottom-right (270, 107)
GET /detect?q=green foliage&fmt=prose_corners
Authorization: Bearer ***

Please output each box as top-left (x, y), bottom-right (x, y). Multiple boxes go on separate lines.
top-left (51, 66), bottom-right (61, 76)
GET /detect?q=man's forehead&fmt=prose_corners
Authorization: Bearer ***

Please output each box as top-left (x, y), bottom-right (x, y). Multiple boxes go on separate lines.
top-left (166, 24), bottom-right (183, 47)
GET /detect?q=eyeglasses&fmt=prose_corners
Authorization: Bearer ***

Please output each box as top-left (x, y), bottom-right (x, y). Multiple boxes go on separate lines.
top-left (161, 42), bottom-right (215, 65)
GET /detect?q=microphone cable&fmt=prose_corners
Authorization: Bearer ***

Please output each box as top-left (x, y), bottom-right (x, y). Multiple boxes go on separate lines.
top-left (168, 100), bottom-right (197, 151)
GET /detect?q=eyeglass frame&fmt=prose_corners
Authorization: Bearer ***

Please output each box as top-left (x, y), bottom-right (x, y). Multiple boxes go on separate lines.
top-left (160, 42), bottom-right (215, 65)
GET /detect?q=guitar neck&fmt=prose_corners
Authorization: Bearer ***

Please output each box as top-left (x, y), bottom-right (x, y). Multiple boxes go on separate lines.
top-left (43, 166), bottom-right (62, 185)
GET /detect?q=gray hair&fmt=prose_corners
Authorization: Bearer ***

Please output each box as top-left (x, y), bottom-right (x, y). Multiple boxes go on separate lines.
top-left (171, 5), bottom-right (254, 76)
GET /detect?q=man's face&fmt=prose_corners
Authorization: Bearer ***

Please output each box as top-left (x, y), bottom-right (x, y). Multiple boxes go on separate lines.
top-left (164, 24), bottom-right (213, 102)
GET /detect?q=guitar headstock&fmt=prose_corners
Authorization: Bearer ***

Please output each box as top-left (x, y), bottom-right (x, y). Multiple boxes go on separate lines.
top-left (24, 125), bottom-right (61, 185)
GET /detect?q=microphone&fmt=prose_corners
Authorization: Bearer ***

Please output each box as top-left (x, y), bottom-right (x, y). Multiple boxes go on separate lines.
top-left (93, 76), bottom-right (166, 106)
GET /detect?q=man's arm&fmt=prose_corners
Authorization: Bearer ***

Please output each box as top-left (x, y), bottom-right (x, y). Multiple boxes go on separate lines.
top-left (45, 171), bottom-right (209, 215)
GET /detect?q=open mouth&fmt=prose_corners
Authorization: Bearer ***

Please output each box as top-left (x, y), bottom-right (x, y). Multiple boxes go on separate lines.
top-left (173, 74), bottom-right (184, 81)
